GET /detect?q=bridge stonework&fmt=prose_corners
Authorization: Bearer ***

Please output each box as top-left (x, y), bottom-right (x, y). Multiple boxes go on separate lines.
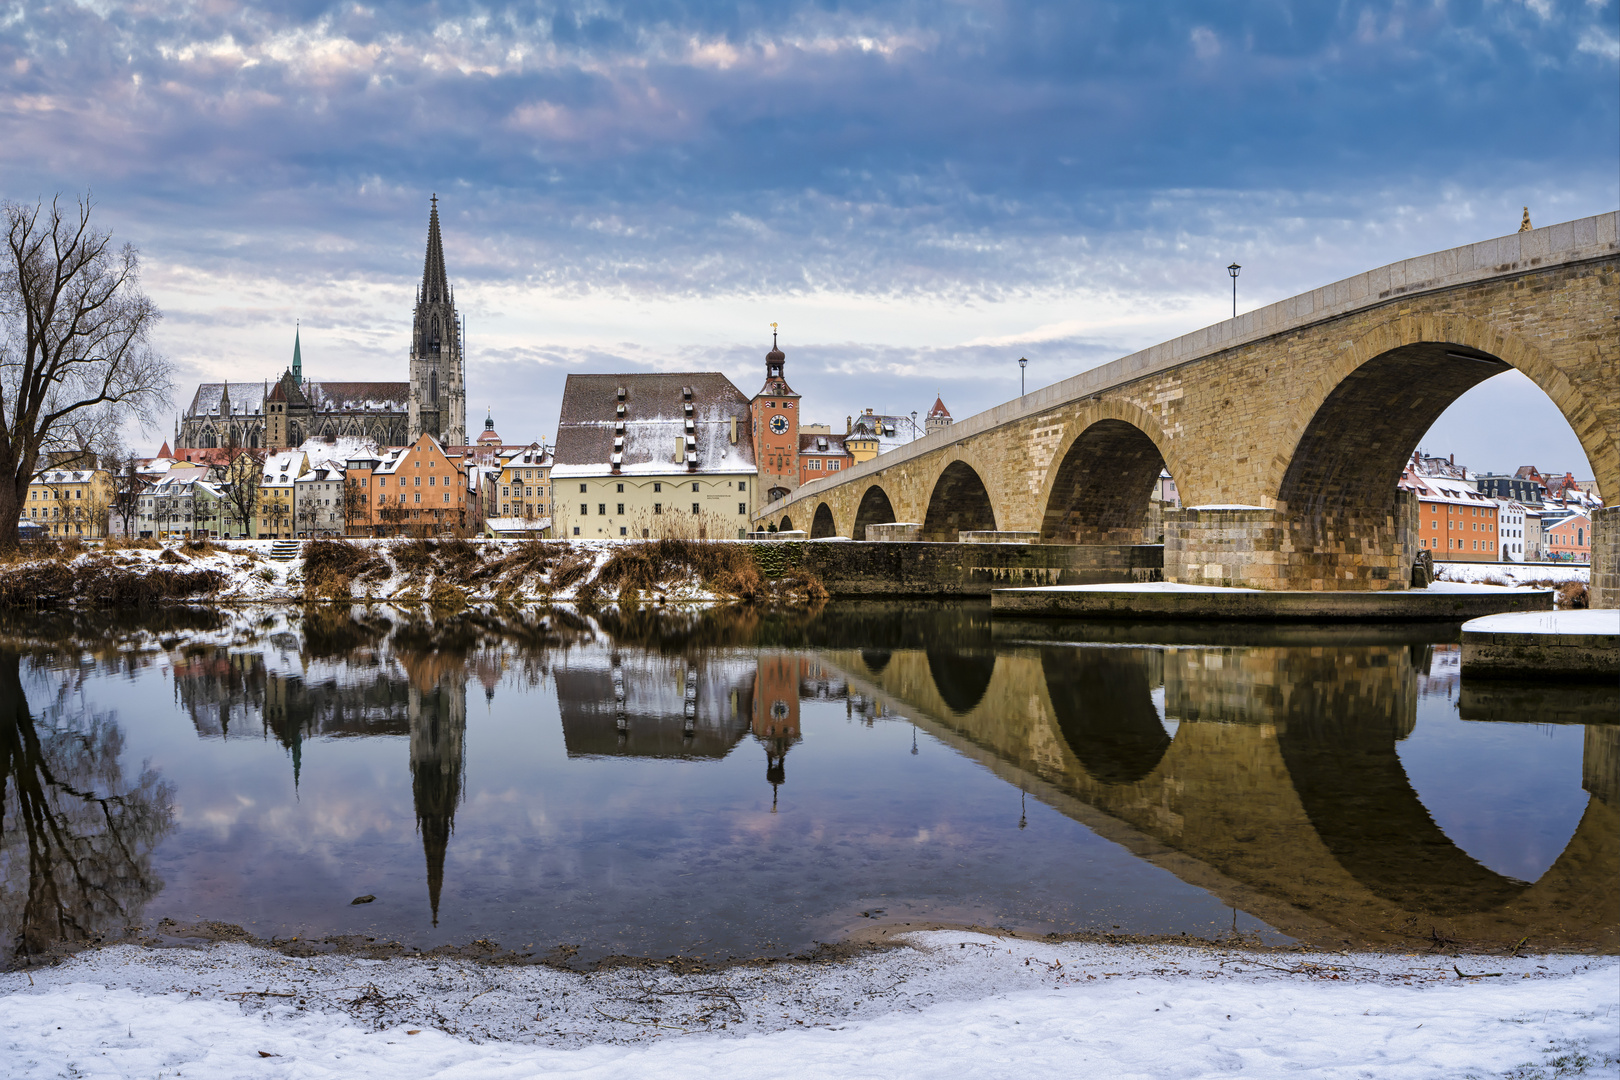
top-left (762, 214), bottom-right (1618, 597)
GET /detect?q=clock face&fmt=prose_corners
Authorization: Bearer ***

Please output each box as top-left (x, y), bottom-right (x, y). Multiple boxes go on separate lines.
top-left (769, 415), bottom-right (789, 435)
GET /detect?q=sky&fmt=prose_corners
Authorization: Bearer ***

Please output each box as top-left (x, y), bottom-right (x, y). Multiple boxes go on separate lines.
top-left (2, 0), bottom-right (1616, 476)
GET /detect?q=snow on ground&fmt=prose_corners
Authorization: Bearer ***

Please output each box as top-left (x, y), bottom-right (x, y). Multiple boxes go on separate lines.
top-left (1424, 580), bottom-right (1549, 594)
top-left (1463, 609), bottom-right (1620, 634)
top-left (1435, 562), bottom-right (1589, 587)
top-left (1, 935), bottom-right (1614, 1079)
top-left (1011, 581), bottom-right (1260, 593)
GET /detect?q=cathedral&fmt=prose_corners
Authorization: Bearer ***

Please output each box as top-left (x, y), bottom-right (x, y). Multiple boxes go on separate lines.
top-left (176, 197), bottom-right (468, 451)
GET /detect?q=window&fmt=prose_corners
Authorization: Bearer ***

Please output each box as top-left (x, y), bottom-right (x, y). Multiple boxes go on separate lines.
top-left (415, 493), bottom-right (421, 504)
top-left (580, 503), bottom-right (588, 515)
top-left (654, 503), bottom-right (662, 514)
top-left (616, 483), bottom-right (624, 493)
top-left (503, 486), bottom-right (510, 497)
top-left (692, 503), bottom-right (700, 514)
top-left (573, 526), bottom-right (580, 536)
top-left (443, 493), bottom-right (450, 504)
top-left (617, 503), bottom-right (624, 515)
top-left (598, 503), bottom-right (606, 515)
top-left (738, 481), bottom-right (746, 492)
top-left (692, 482), bottom-right (700, 492)
top-left (580, 483), bottom-right (587, 493)
top-left (654, 482), bottom-right (662, 492)
top-left (414, 476), bottom-right (421, 486)
top-left (738, 503), bottom-right (746, 515)
top-left (428, 476), bottom-right (435, 486)
top-left (830, 460), bottom-right (841, 471)
top-left (619, 527), bottom-right (627, 536)
top-left (809, 459), bottom-right (821, 470)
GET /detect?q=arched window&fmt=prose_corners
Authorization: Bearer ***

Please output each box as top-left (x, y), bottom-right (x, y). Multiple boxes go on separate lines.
top-left (430, 370), bottom-right (439, 404)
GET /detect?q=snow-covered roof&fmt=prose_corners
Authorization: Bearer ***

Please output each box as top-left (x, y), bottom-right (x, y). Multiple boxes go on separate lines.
top-left (1408, 473), bottom-right (1494, 508)
top-left (36, 469), bottom-right (102, 484)
top-left (847, 410), bottom-right (925, 456)
top-left (260, 451), bottom-right (306, 487)
top-left (297, 435), bottom-right (380, 471)
top-left (186, 382), bottom-right (268, 417)
top-left (552, 373), bottom-right (757, 478)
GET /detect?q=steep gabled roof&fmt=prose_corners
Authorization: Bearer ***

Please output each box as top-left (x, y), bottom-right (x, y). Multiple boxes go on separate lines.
top-left (553, 372), bottom-right (756, 477)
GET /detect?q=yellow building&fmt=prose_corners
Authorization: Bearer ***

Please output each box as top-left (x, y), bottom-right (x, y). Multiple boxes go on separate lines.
top-left (495, 443), bottom-right (552, 522)
top-left (256, 449), bottom-right (308, 539)
top-left (25, 467), bottom-right (113, 538)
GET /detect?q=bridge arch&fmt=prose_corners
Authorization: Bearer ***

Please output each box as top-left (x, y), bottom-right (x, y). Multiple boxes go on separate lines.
top-left (1270, 313), bottom-right (1617, 517)
top-left (852, 485), bottom-right (898, 541)
top-left (1040, 646), bottom-right (1171, 785)
top-left (921, 459), bottom-right (997, 541)
top-left (810, 503), bottom-right (838, 539)
top-left (778, 515), bottom-right (794, 532)
top-left (1039, 405), bottom-right (1187, 544)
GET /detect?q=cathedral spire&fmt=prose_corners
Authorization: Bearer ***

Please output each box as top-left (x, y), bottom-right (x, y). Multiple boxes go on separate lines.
top-left (291, 322), bottom-right (302, 387)
top-left (422, 193), bottom-right (450, 305)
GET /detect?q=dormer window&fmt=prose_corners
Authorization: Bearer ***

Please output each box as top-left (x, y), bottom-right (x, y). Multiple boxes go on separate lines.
top-left (616, 386), bottom-right (626, 400)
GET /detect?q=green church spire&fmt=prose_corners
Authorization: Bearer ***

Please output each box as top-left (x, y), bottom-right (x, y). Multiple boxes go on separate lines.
top-left (292, 322), bottom-right (303, 387)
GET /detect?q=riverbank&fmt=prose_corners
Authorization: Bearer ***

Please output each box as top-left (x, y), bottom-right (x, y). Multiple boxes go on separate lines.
top-left (1, 934), bottom-right (1613, 1078)
top-left (0, 537), bottom-right (826, 608)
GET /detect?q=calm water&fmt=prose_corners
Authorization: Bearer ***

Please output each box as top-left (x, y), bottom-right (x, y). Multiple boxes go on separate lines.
top-left (0, 604), bottom-right (1613, 967)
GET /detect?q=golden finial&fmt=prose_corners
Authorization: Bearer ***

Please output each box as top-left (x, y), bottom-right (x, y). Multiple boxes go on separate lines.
top-left (1519, 207), bottom-right (1532, 233)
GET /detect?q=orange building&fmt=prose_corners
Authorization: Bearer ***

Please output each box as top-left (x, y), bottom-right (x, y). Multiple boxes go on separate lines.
top-left (799, 430), bottom-right (851, 485)
top-left (344, 433), bottom-right (470, 537)
top-left (1544, 512), bottom-right (1592, 563)
top-left (1405, 471), bottom-right (1500, 561)
top-left (749, 331), bottom-right (800, 504)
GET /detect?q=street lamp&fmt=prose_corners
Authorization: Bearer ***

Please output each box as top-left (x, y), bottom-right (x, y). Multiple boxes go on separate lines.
top-left (1019, 357), bottom-right (1028, 397)
top-left (1227, 263), bottom-right (1241, 318)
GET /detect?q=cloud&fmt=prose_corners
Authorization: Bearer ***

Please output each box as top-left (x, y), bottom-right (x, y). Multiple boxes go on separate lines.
top-left (0, 0), bottom-right (1612, 471)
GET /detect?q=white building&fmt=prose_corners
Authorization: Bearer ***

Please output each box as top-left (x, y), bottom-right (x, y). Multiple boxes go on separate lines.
top-left (552, 373), bottom-right (758, 540)
top-left (1493, 499), bottom-right (1527, 562)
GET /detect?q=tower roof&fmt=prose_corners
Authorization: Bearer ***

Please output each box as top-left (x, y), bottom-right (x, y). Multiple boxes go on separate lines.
top-left (291, 324), bottom-right (303, 386)
top-left (927, 395), bottom-right (952, 419)
top-left (421, 194), bottom-right (450, 304)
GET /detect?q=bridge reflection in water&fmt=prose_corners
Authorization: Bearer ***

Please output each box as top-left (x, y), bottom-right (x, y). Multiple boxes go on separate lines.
top-left (811, 624), bottom-right (1617, 952)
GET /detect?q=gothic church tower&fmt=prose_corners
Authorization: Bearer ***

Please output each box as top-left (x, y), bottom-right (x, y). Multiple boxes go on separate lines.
top-left (408, 195), bottom-right (467, 446)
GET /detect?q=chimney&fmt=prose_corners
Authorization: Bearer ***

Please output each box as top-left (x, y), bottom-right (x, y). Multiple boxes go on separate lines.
top-left (729, 416), bottom-right (737, 444)
top-left (1449, 453), bottom-right (1454, 465)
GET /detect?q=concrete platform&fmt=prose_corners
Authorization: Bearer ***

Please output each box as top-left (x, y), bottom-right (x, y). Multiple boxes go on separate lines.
top-left (1460, 609), bottom-right (1620, 682)
top-left (989, 581), bottom-right (1555, 622)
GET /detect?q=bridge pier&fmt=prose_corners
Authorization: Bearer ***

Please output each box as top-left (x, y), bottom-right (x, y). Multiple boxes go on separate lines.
top-left (1592, 506), bottom-right (1618, 609)
top-left (1166, 492), bottom-right (1417, 591)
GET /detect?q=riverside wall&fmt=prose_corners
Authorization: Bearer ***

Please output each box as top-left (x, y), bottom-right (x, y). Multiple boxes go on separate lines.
top-left (751, 541), bottom-right (1163, 598)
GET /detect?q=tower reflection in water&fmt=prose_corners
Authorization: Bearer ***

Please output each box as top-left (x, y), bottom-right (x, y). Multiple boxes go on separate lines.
top-left (1, 605), bottom-right (1611, 964)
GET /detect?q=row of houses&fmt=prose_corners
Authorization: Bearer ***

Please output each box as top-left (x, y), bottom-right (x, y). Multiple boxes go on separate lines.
top-left (1400, 452), bottom-right (1600, 563)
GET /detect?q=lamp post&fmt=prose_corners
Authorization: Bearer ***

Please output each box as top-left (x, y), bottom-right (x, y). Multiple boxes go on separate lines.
top-left (1019, 357), bottom-right (1028, 397)
top-left (1227, 263), bottom-right (1241, 318)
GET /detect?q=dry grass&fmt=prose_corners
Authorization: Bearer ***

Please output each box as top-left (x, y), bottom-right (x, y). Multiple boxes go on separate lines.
top-left (592, 539), bottom-right (826, 604)
top-left (391, 539), bottom-right (438, 577)
top-left (303, 538), bottom-right (389, 601)
top-left (0, 555), bottom-right (222, 608)
top-left (1555, 581), bottom-right (1589, 609)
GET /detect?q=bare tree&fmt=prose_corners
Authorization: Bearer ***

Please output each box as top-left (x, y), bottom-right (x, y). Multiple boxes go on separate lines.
top-left (209, 432), bottom-right (264, 539)
top-left (343, 478), bottom-right (371, 536)
top-left (110, 455), bottom-right (144, 538)
top-left (0, 194), bottom-right (170, 548)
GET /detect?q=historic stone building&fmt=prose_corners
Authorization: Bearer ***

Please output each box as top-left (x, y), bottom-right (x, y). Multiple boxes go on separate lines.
top-left (176, 197), bottom-right (466, 451)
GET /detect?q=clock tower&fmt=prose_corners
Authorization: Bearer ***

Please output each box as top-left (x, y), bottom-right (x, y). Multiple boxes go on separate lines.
top-left (749, 328), bottom-right (800, 504)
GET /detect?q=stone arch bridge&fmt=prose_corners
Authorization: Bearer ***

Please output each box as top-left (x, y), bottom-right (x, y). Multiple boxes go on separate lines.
top-left (759, 213), bottom-right (1618, 598)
